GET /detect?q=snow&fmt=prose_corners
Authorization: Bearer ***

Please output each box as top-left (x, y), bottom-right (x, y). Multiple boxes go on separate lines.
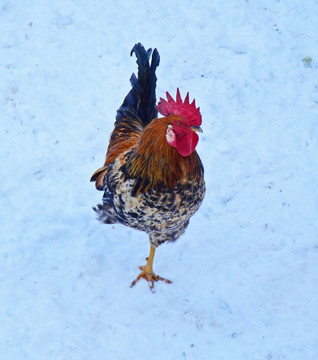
top-left (1, 0), bottom-right (318, 359)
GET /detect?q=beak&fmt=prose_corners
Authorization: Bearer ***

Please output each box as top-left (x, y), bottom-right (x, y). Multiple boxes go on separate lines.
top-left (191, 125), bottom-right (203, 133)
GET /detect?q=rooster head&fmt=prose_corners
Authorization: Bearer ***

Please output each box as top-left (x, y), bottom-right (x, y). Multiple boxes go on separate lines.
top-left (158, 88), bottom-right (202, 157)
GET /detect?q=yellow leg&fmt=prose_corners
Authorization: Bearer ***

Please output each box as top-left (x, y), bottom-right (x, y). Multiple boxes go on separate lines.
top-left (130, 245), bottom-right (172, 290)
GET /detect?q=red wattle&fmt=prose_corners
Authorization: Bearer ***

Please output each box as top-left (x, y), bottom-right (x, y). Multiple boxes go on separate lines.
top-left (176, 131), bottom-right (199, 157)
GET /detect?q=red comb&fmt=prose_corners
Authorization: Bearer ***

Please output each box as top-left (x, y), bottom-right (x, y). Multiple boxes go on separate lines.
top-left (157, 88), bottom-right (202, 126)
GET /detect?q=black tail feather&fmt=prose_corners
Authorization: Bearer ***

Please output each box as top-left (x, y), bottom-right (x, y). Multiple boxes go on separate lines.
top-left (116, 43), bottom-right (160, 128)
top-left (93, 204), bottom-right (118, 224)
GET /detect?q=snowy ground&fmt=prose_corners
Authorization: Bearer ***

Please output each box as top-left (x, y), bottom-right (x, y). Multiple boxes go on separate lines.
top-left (1, 1), bottom-right (318, 359)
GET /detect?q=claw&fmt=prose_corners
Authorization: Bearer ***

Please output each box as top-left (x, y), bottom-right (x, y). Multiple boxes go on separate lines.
top-left (130, 265), bottom-right (172, 291)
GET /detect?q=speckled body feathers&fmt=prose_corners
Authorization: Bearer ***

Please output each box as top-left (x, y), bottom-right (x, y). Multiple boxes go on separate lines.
top-left (94, 147), bottom-right (205, 247)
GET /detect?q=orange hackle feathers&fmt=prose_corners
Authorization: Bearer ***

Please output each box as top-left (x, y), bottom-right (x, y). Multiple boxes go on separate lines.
top-left (119, 116), bottom-right (204, 196)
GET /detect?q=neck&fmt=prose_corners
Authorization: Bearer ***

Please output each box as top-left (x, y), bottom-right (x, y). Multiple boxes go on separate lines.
top-left (121, 117), bottom-right (203, 195)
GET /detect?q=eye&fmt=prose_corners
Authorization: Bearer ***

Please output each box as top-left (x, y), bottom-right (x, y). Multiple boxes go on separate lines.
top-left (176, 121), bottom-right (183, 127)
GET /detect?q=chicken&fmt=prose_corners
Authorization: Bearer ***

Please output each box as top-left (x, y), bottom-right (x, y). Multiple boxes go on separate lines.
top-left (90, 43), bottom-right (205, 290)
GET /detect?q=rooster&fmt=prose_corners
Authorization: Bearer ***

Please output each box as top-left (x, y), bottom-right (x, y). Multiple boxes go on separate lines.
top-left (91, 43), bottom-right (205, 289)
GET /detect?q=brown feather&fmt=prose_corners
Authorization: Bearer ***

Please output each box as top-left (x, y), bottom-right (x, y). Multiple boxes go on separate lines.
top-left (90, 117), bottom-right (142, 189)
top-left (91, 114), bottom-right (203, 195)
top-left (104, 117), bottom-right (143, 165)
top-left (90, 166), bottom-right (108, 190)
top-left (120, 115), bottom-right (204, 195)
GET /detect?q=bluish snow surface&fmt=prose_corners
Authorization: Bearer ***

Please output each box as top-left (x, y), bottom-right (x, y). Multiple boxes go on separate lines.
top-left (1, 1), bottom-right (318, 359)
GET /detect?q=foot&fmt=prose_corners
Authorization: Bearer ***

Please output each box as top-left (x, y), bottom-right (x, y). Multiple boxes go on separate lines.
top-left (130, 265), bottom-right (172, 290)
